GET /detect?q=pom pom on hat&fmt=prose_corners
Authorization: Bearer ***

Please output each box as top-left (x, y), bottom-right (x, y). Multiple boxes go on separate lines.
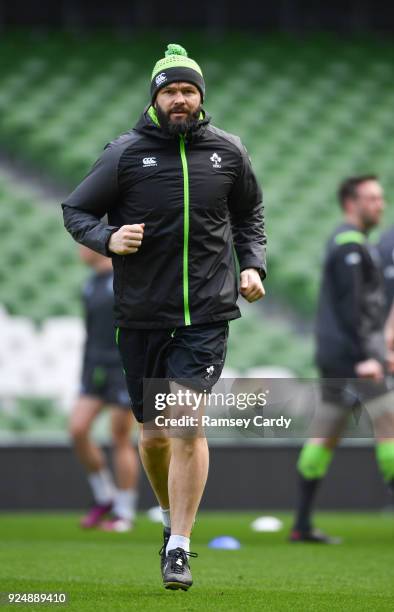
top-left (150, 43), bottom-right (205, 102)
top-left (165, 43), bottom-right (188, 57)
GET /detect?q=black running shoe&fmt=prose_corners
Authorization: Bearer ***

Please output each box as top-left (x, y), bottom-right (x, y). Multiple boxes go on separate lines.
top-left (289, 528), bottom-right (342, 544)
top-left (159, 527), bottom-right (171, 575)
top-left (162, 547), bottom-right (198, 591)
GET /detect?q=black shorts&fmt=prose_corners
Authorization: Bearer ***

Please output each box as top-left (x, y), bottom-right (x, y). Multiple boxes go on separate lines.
top-left (117, 322), bottom-right (229, 423)
top-left (319, 367), bottom-right (390, 409)
top-left (80, 362), bottom-right (131, 409)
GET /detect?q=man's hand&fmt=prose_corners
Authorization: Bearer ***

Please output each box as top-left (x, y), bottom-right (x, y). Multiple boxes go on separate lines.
top-left (108, 224), bottom-right (145, 255)
top-left (355, 358), bottom-right (384, 382)
top-left (240, 268), bottom-right (265, 303)
top-left (384, 300), bottom-right (394, 350)
top-left (385, 324), bottom-right (394, 352)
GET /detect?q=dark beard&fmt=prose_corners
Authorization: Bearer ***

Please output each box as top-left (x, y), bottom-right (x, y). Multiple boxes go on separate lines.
top-left (155, 103), bottom-right (202, 138)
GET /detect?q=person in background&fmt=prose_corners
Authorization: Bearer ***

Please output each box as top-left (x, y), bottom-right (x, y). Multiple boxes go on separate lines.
top-left (290, 175), bottom-right (394, 543)
top-left (376, 224), bottom-right (394, 354)
top-left (376, 224), bottom-right (394, 314)
top-left (70, 245), bottom-right (139, 532)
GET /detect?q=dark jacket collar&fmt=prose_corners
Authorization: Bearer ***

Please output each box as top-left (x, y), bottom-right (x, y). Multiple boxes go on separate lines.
top-left (337, 221), bottom-right (368, 236)
top-left (134, 105), bottom-right (211, 143)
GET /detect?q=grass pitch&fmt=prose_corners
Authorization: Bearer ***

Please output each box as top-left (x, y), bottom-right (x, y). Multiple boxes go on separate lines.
top-left (0, 512), bottom-right (393, 611)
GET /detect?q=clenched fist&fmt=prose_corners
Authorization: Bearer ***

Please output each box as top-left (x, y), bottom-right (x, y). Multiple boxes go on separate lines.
top-left (355, 358), bottom-right (384, 382)
top-left (240, 268), bottom-right (265, 303)
top-left (108, 224), bottom-right (145, 255)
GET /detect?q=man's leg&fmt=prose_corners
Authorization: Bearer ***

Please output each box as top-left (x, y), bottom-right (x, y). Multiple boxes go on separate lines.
top-left (100, 407), bottom-right (139, 531)
top-left (138, 426), bottom-right (209, 540)
top-left (291, 380), bottom-right (349, 543)
top-left (138, 426), bottom-right (172, 573)
top-left (376, 438), bottom-right (394, 500)
top-left (69, 396), bottom-right (105, 471)
top-left (376, 439), bottom-right (394, 501)
top-left (162, 382), bottom-right (209, 552)
top-left (167, 435), bottom-right (209, 543)
top-left (155, 384), bottom-right (209, 591)
top-left (69, 396), bottom-right (114, 526)
top-left (117, 327), bottom-right (172, 524)
top-left (158, 323), bottom-right (227, 589)
top-left (292, 436), bottom-right (336, 537)
top-left (138, 426), bottom-right (171, 510)
top-left (138, 391), bottom-right (209, 588)
top-left (373, 409), bottom-right (394, 501)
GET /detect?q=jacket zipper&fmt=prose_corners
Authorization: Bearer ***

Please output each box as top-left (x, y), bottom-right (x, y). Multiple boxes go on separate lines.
top-left (179, 135), bottom-right (191, 326)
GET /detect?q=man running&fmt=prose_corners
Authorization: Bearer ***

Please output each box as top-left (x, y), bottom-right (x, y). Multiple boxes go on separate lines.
top-left (62, 43), bottom-right (266, 589)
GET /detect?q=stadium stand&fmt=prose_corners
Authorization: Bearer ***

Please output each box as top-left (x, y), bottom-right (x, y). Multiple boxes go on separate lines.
top-left (0, 308), bottom-right (83, 433)
top-left (1, 33), bottom-right (393, 316)
top-left (2, 32), bottom-right (394, 395)
top-left (226, 310), bottom-right (314, 376)
top-left (0, 170), bottom-right (87, 320)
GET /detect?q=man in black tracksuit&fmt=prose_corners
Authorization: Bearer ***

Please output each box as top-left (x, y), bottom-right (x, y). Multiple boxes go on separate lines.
top-left (376, 225), bottom-right (394, 373)
top-left (377, 225), bottom-right (394, 314)
top-left (290, 175), bottom-right (394, 543)
top-left (316, 222), bottom-right (386, 379)
top-left (62, 43), bottom-right (266, 589)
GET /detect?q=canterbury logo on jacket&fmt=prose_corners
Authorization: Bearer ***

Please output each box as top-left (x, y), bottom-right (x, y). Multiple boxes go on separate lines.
top-left (62, 108), bottom-right (267, 329)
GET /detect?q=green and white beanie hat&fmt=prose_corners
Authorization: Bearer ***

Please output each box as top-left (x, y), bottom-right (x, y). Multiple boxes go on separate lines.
top-left (150, 43), bottom-right (205, 103)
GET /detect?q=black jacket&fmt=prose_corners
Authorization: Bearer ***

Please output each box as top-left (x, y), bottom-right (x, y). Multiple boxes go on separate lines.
top-left (376, 224), bottom-right (394, 314)
top-left (62, 108), bottom-right (266, 329)
top-left (316, 223), bottom-right (386, 373)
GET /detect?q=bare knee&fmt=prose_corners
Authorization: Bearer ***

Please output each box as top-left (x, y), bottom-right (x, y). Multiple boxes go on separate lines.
top-left (111, 417), bottom-right (131, 445)
top-left (139, 434), bottom-right (170, 454)
top-left (69, 420), bottom-right (90, 445)
top-left (69, 398), bottom-right (102, 445)
top-left (111, 409), bottom-right (134, 445)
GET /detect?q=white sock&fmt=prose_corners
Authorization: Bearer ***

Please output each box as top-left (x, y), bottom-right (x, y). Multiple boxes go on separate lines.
top-left (87, 468), bottom-right (114, 506)
top-left (166, 534), bottom-right (190, 555)
top-left (161, 507), bottom-right (171, 529)
top-left (112, 489), bottom-right (138, 521)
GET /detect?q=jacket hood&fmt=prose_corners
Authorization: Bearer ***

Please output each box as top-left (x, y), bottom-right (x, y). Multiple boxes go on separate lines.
top-left (134, 105), bottom-right (211, 143)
